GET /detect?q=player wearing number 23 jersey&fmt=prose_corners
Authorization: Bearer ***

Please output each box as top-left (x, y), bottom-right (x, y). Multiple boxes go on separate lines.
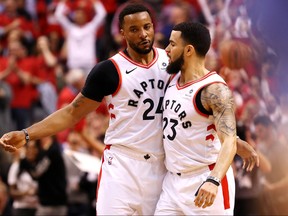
top-left (156, 71), bottom-right (235, 215)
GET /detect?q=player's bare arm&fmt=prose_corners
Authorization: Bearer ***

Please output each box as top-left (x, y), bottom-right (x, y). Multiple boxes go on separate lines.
top-left (194, 83), bottom-right (237, 208)
top-left (202, 83), bottom-right (237, 178)
top-left (0, 93), bottom-right (101, 152)
top-left (204, 83), bottom-right (259, 172)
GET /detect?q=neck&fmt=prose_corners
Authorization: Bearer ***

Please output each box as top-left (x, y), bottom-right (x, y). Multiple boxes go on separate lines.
top-left (179, 57), bottom-right (209, 85)
top-left (125, 48), bottom-right (154, 65)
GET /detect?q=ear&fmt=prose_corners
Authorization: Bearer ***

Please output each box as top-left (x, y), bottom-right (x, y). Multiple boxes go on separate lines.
top-left (120, 29), bottom-right (125, 38)
top-left (185, 45), bottom-right (194, 56)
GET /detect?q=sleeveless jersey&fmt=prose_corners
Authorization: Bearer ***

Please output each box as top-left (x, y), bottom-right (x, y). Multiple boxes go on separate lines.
top-left (163, 71), bottom-right (227, 173)
top-left (104, 47), bottom-right (170, 155)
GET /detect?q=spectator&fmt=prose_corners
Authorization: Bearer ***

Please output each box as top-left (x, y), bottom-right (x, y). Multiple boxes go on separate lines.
top-left (33, 36), bottom-right (59, 117)
top-left (0, 0), bottom-right (38, 54)
top-left (254, 115), bottom-right (288, 215)
top-left (0, 80), bottom-right (13, 135)
top-left (0, 39), bottom-right (41, 130)
top-left (56, 68), bottom-right (86, 144)
top-left (233, 125), bottom-right (271, 216)
top-left (0, 178), bottom-right (12, 216)
top-left (156, 1), bottom-right (196, 47)
top-left (28, 136), bottom-right (68, 216)
top-left (63, 131), bottom-right (91, 216)
top-left (7, 141), bottom-right (39, 216)
top-left (54, 0), bottom-right (107, 76)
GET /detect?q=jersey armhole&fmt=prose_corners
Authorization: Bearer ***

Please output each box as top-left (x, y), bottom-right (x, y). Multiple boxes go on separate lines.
top-left (110, 58), bottom-right (122, 97)
top-left (195, 87), bottom-right (213, 117)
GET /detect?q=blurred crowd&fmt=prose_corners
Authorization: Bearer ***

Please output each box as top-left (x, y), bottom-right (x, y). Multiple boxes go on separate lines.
top-left (0, 0), bottom-right (288, 215)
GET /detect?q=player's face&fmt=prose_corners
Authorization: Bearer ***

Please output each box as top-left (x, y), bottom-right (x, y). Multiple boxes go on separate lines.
top-left (165, 30), bottom-right (184, 74)
top-left (121, 11), bottom-right (154, 54)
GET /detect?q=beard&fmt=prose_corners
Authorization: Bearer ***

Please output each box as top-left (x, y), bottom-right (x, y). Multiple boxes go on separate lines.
top-left (128, 38), bottom-right (154, 54)
top-left (166, 53), bottom-right (184, 74)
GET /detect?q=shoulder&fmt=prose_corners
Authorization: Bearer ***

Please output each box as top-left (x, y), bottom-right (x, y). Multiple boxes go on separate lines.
top-left (91, 59), bottom-right (116, 72)
top-left (201, 82), bottom-right (234, 111)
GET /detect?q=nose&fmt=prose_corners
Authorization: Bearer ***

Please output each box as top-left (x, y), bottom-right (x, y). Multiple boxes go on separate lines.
top-left (139, 29), bottom-right (148, 38)
top-left (165, 46), bottom-right (170, 53)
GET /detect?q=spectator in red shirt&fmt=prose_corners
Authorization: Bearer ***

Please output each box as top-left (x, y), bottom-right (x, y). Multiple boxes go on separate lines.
top-left (0, 0), bottom-right (38, 54)
top-left (0, 39), bottom-right (42, 130)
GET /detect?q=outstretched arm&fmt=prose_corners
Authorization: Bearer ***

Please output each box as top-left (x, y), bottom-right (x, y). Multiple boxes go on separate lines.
top-left (0, 93), bottom-right (101, 152)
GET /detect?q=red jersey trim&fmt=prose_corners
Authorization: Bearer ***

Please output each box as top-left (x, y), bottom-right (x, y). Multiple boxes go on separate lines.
top-left (110, 59), bottom-right (122, 97)
top-left (118, 47), bottom-right (159, 69)
top-left (176, 71), bottom-right (217, 90)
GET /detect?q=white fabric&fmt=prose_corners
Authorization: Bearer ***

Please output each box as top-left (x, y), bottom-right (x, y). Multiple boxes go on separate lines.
top-left (97, 145), bottom-right (167, 215)
top-left (104, 48), bottom-right (170, 155)
top-left (155, 166), bottom-right (235, 215)
top-left (162, 71), bottom-right (227, 173)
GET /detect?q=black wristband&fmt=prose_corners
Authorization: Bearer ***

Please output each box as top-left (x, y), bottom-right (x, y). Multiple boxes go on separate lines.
top-left (22, 129), bottom-right (30, 145)
top-left (205, 178), bottom-right (220, 186)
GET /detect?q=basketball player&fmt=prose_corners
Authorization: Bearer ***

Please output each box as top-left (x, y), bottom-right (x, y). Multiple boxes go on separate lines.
top-left (155, 22), bottom-right (237, 215)
top-left (0, 4), bottom-right (258, 216)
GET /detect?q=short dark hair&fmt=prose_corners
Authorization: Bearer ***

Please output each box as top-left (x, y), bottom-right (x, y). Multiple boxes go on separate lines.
top-left (172, 22), bottom-right (211, 57)
top-left (253, 115), bottom-right (273, 127)
top-left (119, 3), bottom-right (152, 29)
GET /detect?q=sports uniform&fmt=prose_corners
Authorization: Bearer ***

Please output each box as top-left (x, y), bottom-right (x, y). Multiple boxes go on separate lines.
top-left (81, 47), bottom-right (170, 215)
top-left (155, 71), bottom-right (235, 215)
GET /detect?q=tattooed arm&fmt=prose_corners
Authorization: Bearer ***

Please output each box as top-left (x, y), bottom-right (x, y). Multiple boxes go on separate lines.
top-left (194, 83), bottom-right (237, 208)
top-left (0, 93), bottom-right (101, 152)
top-left (202, 83), bottom-right (237, 180)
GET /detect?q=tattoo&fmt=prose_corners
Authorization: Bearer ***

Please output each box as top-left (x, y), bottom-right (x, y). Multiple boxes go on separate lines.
top-left (72, 95), bottom-right (86, 108)
top-left (201, 83), bottom-right (236, 136)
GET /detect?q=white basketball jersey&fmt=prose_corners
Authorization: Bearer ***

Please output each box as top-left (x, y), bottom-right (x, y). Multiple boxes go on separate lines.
top-left (104, 48), bottom-right (170, 155)
top-left (163, 71), bottom-right (227, 173)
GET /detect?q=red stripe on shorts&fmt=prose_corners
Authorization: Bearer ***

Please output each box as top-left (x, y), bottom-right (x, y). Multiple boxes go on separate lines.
top-left (96, 144), bottom-right (111, 214)
top-left (208, 163), bottom-right (230, 209)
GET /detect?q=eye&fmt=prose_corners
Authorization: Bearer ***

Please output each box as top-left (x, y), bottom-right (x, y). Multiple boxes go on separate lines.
top-left (144, 24), bottom-right (152, 31)
top-left (130, 27), bottom-right (138, 33)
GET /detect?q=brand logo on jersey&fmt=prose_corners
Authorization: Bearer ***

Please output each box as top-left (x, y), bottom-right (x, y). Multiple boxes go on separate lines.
top-left (168, 84), bottom-right (176, 88)
top-left (126, 67), bottom-right (137, 74)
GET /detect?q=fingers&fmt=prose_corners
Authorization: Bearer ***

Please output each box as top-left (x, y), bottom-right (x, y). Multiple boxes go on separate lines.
top-left (194, 183), bottom-right (217, 209)
top-left (1, 143), bottom-right (18, 153)
top-left (242, 153), bottom-right (259, 172)
top-left (194, 192), bottom-right (215, 208)
top-left (0, 133), bottom-right (18, 153)
top-left (255, 153), bottom-right (260, 167)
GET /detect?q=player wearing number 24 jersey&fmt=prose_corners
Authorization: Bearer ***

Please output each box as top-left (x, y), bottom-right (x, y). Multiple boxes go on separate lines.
top-left (0, 4), bottom-right (258, 216)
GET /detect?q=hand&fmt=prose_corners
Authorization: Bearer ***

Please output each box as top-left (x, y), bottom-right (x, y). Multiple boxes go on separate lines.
top-left (194, 181), bottom-right (218, 208)
top-left (236, 138), bottom-right (259, 172)
top-left (0, 131), bottom-right (26, 152)
top-left (37, 36), bottom-right (49, 52)
top-left (7, 19), bottom-right (21, 31)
